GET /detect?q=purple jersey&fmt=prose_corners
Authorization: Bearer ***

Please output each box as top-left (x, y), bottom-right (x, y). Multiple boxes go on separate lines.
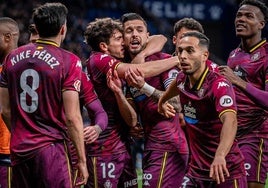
top-left (0, 40), bottom-right (82, 165)
top-left (85, 51), bottom-right (127, 156)
top-left (227, 40), bottom-right (268, 138)
top-left (177, 67), bottom-right (245, 180)
top-left (130, 52), bottom-right (188, 154)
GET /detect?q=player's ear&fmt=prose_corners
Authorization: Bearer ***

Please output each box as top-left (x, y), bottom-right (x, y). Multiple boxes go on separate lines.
top-left (202, 50), bottom-right (209, 62)
top-left (172, 35), bottom-right (177, 45)
top-left (99, 42), bottom-right (108, 52)
top-left (3, 33), bottom-right (11, 42)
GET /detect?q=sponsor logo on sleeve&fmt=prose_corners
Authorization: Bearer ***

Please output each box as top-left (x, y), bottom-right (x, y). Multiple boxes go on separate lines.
top-left (217, 81), bottom-right (230, 89)
top-left (219, 95), bottom-right (233, 107)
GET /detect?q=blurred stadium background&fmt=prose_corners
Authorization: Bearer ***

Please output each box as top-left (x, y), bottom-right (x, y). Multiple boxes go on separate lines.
top-left (1, 0), bottom-right (268, 65)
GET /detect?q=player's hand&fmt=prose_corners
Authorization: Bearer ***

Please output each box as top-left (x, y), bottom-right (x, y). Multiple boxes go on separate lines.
top-left (75, 161), bottom-right (89, 186)
top-left (84, 125), bottom-right (100, 144)
top-left (107, 69), bottom-right (122, 94)
top-left (129, 124), bottom-right (144, 139)
top-left (125, 68), bottom-right (145, 89)
top-left (158, 101), bottom-right (176, 118)
top-left (209, 155), bottom-right (229, 184)
top-left (218, 66), bottom-right (242, 86)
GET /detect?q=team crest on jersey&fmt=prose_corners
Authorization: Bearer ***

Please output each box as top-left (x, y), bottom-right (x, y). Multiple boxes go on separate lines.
top-left (217, 81), bottom-right (230, 89)
top-left (104, 180), bottom-right (112, 188)
top-left (73, 80), bottom-right (81, 92)
top-left (168, 69), bottom-right (179, 79)
top-left (219, 95), bottom-right (233, 107)
top-left (251, 52), bottom-right (260, 61)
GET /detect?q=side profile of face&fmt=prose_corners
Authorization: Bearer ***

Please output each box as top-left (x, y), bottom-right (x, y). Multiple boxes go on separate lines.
top-left (177, 36), bottom-right (207, 77)
top-left (107, 29), bottom-right (125, 59)
top-left (173, 27), bottom-right (196, 55)
top-left (235, 4), bottom-right (265, 38)
top-left (123, 19), bottom-right (149, 56)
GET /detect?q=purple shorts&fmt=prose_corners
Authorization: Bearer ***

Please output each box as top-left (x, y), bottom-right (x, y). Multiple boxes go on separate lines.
top-left (0, 166), bottom-right (11, 188)
top-left (143, 150), bottom-right (188, 188)
top-left (181, 175), bottom-right (247, 188)
top-left (238, 137), bottom-right (268, 184)
top-left (85, 151), bottom-right (137, 188)
top-left (12, 142), bottom-right (73, 188)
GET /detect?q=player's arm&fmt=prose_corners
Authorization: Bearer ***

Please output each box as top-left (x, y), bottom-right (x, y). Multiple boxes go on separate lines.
top-left (116, 56), bottom-right (179, 78)
top-left (83, 99), bottom-right (108, 144)
top-left (131, 35), bottom-right (167, 64)
top-left (125, 68), bottom-right (181, 112)
top-left (158, 79), bottom-right (179, 118)
top-left (107, 69), bottom-right (137, 127)
top-left (219, 65), bottom-right (268, 109)
top-left (63, 90), bottom-right (88, 185)
top-left (210, 110), bottom-right (237, 184)
top-left (0, 87), bottom-right (11, 131)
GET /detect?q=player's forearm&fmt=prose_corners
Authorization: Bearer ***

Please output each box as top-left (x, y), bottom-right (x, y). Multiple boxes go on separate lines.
top-left (114, 91), bottom-right (137, 127)
top-left (85, 99), bottom-right (108, 132)
top-left (143, 35), bottom-right (167, 57)
top-left (66, 115), bottom-right (87, 163)
top-left (244, 83), bottom-right (268, 109)
top-left (140, 56), bottom-right (179, 78)
top-left (216, 112), bottom-right (237, 157)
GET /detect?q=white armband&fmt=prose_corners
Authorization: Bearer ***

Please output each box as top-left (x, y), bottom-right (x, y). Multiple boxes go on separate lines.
top-left (140, 82), bottom-right (155, 97)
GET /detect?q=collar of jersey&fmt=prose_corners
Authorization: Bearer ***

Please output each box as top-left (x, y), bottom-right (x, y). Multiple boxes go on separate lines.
top-left (191, 66), bottom-right (209, 91)
top-left (36, 39), bottom-right (59, 47)
top-left (249, 39), bottom-right (266, 53)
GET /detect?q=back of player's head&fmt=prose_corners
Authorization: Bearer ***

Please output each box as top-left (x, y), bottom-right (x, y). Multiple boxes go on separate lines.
top-left (181, 31), bottom-right (210, 50)
top-left (121, 13), bottom-right (147, 28)
top-left (84, 17), bottom-right (123, 51)
top-left (32, 2), bottom-right (68, 38)
top-left (239, 0), bottom-right (268, 23)
top-left (174, 18), bottom-right (204, 35)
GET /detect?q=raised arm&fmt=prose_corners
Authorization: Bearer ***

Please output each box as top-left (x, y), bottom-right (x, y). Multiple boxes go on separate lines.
top-left (116, 56), bottom-right (179, 78)
top-left (158, 79), bottom-right (180, 118)
top-left (107, 69), bottom-right (138, 127)
top-left (210, 111), bottom-right (237, 184)
top-left (125, 68), bottom-right (181, 112)
top-left (131, 34), bottom-right (167, 64)
top-left (63, 90), bottom-right (88, 186)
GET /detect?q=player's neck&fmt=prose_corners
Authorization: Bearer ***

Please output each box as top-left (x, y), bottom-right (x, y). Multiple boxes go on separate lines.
top-left (240, 33), bottom-right (262, 52)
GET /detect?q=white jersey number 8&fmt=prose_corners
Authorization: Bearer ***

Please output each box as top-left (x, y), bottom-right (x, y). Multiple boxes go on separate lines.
top-left (20, 69), bottom-right (39, 113)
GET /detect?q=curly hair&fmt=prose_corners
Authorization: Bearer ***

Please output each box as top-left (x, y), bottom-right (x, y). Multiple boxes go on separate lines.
top-left (84, 17), bottom-right (123, 51)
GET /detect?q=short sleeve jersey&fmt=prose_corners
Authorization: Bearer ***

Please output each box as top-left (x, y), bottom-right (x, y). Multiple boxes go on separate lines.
top-left (0, 40), bottom-right (82, 164)
top-left (129, 52), bottom-right (188, 154)
top-left (177, 68), bottom-right (245, 180)
top-left (85, 51), bottom-right (127, 156)
top-left (227, 40), bottom-right (268, 138)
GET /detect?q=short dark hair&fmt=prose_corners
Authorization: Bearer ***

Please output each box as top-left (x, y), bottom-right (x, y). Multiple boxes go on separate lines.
top-left (32, 2), bottom-right (68, 38)
top-left (181, 31), bottom-right (210, 50)
top-left (84, 17), bottom-right (123, 51)
top-left (240, 0), bottom-right (268, 23)
top-left (174, 18), bottom-right (204, 35)
top-left (121, 12), bottom-right (147, 28)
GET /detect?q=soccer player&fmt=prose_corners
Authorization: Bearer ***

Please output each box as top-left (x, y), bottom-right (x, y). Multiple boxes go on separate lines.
top-left (219, 0), bottom-right (268, 187)
top-left (173, 17), bottom-right (219, 72)
top-left (84, 17), bottom-right (179, 188)
top-left (0, 16), bottom-right (19, 188)
top-left (158, 31), bottom-right (246, 187)
top-left (121, 13), bottom-right (189, 187)
top-left (0, 3), bottom-right (88, 187)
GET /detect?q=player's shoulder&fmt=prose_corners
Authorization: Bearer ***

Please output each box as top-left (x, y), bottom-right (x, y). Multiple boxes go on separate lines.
top-left (90, 51), bottom-right (119, 63)
top-left (147, 52), bottom-right (171, 60)
top-left (208, 71), bottom-right (232, 90)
